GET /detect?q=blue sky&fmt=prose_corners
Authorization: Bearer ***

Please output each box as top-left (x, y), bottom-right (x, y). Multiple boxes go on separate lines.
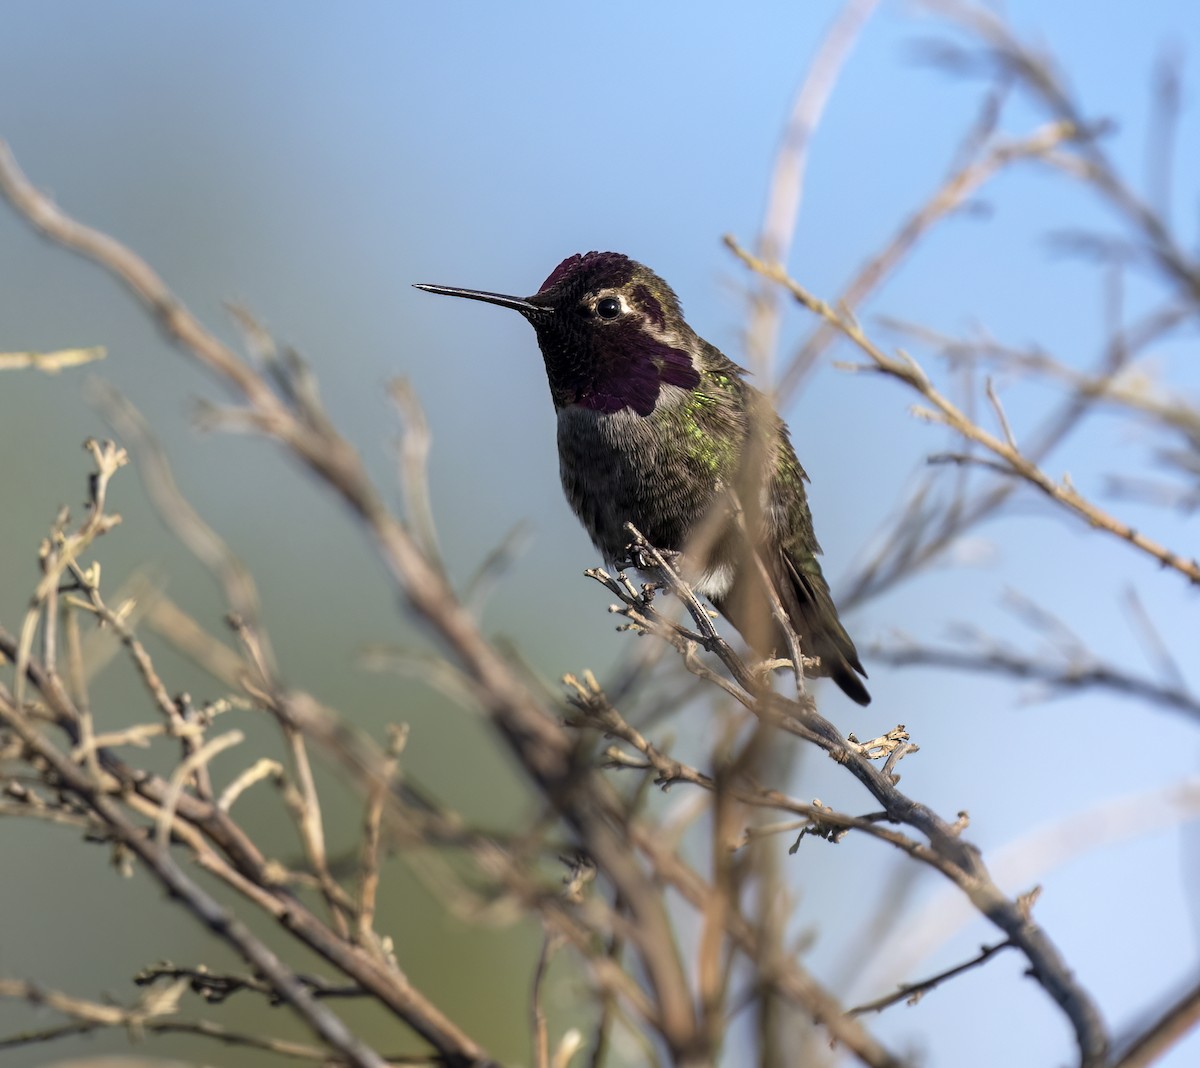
top-left (1, 3), bottom-right (1198, 1066)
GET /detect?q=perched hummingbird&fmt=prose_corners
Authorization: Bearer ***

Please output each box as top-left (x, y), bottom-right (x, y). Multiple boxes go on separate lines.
top-left (415, 252), bottom-right (870, 705)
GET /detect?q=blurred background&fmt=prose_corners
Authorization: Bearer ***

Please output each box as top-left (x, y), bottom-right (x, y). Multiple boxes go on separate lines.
top-left (1, 1), bottom-right (1198, 1065)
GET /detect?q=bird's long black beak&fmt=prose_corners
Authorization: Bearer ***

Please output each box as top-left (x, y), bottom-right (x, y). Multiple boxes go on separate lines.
top-left (413, 283), bottom-right (547, 319)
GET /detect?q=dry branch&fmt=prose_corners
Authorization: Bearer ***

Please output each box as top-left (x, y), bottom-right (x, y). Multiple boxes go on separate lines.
top-left (726, 236), bottom-right (1200, 588)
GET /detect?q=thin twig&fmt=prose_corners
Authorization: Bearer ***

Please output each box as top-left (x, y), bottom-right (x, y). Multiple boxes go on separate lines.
top-left (0, 346), bottom-right (106, 372)
top-left (849, 940), bottom-right (1015, 1015)
top-left (727, 236), bottom-right (1200, 588)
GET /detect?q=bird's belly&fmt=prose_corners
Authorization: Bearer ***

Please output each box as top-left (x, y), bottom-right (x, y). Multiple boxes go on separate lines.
top-left (556, 405), bottom-right (721, 562)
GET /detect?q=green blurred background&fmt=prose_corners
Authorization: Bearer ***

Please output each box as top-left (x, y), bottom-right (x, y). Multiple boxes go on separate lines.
top-left (2, 2), bottom-right (1199, 1065)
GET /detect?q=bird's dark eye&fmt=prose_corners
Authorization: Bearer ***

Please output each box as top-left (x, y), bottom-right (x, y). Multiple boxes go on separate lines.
top-left (596, 297), bottom-right (621, 320)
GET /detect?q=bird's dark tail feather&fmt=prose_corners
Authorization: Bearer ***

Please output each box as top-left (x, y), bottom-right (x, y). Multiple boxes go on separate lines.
top-left (712, 555), bottom-right (871, 706)
top-left (783, 555), bottom-right (870, 706)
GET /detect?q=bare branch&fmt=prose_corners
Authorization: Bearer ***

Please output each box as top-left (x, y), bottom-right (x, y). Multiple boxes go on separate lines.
top-left (1112, 978), bottom-right (1200, 1068)
top-left (874, 638), bottom-right (1200, 721)
top-left (748, 0), bottom-right (881, 375)
top-left (726, 236), bottom-right (1200, 587)
top-left (0, 345), bottom-right (106, 372)
top-left (849, 941), bottom-right (1015, 1016)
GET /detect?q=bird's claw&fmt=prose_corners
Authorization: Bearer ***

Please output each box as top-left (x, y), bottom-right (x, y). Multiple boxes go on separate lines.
top-left (620, 542), bottom-right (683, 574)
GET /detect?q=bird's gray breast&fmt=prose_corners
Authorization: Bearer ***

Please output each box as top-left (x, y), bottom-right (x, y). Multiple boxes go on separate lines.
top-left (556, 400), bottom-right (719, 562)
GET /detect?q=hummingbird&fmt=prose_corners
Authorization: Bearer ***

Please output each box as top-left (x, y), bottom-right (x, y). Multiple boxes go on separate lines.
top-left (415, 252), bottom-right (870, 705)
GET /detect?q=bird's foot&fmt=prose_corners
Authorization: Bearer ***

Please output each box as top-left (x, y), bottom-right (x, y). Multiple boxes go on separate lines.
top-left (620, 542), bottom-right (684, 574)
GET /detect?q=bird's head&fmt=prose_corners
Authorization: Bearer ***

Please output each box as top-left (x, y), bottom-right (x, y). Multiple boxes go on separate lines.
top-left (416, 251), bottom-right (701, 415)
